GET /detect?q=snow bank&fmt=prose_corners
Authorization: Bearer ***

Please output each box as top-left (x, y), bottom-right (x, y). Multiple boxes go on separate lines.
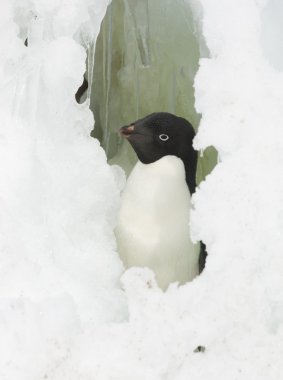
top-left (0, 1), bottom-right (126, 379)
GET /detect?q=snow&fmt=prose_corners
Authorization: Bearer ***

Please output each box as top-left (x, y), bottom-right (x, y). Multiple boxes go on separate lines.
top-left (1, 0), bottom-right (283, 379)
top-left (0, 1), bottom-right (126, 379)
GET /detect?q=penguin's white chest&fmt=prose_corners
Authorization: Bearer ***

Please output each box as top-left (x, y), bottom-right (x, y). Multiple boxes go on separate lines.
top-left (115, 155), bottom-right (199, 290)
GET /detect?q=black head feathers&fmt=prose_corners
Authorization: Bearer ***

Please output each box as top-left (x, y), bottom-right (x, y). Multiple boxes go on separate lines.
top-left (119, 112), bottom-right (198, 194)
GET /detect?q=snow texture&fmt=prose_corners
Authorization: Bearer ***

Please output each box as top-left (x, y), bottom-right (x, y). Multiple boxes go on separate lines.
top-left (1, 0), bottom-right (283, 379)
top-left (0, 1), bottom-right (126, 379)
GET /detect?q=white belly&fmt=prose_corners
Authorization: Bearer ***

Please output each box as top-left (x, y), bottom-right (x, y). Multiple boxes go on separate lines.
top-left (115, 155), bottom-right (199, 290)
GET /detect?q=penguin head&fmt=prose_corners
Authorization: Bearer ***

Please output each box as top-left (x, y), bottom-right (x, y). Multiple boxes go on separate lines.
top-left (119, 112), bottom-right (196, 165)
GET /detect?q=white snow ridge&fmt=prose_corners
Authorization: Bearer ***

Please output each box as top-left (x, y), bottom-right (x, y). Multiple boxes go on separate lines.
top-left (1, 0), bottom-right (283, 379)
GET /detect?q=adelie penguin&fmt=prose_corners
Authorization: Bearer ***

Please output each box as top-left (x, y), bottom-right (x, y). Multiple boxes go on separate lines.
top-left (115, 112), bottom-right (203, 290)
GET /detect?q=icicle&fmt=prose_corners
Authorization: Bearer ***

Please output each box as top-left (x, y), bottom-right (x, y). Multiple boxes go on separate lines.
top-left (103, 5), bottom-right (113, 154)
top-left (124, 0), bottom-right (151, 67)
top-left (13, 14), bottom-right (43, 126)
top-left (87, 41), bottom-right (95, 103)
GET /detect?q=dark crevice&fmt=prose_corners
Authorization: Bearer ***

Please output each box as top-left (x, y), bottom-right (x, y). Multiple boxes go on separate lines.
top-left (75, 76), bottom-right (88, 103)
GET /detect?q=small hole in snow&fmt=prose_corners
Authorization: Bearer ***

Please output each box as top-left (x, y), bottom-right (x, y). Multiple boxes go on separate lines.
top-left (193, 346), bottom-right (206, 353)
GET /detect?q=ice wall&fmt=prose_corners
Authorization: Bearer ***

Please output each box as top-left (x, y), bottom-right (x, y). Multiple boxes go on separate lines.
top-left (0, 1), bottom-right (126, 379)
top-left (90, 0), bottom-right (216, 181)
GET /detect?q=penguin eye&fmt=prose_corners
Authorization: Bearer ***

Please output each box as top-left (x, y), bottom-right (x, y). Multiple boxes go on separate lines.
top-left (159, 134), bottom-right (169, 141)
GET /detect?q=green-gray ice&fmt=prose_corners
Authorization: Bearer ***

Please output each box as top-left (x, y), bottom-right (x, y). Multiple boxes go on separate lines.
top-left (89, 0), bottom-right (217, 182)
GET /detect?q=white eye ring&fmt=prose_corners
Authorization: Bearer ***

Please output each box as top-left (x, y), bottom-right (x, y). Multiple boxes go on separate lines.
top-left (159, 134), bottom-right (169, 141)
